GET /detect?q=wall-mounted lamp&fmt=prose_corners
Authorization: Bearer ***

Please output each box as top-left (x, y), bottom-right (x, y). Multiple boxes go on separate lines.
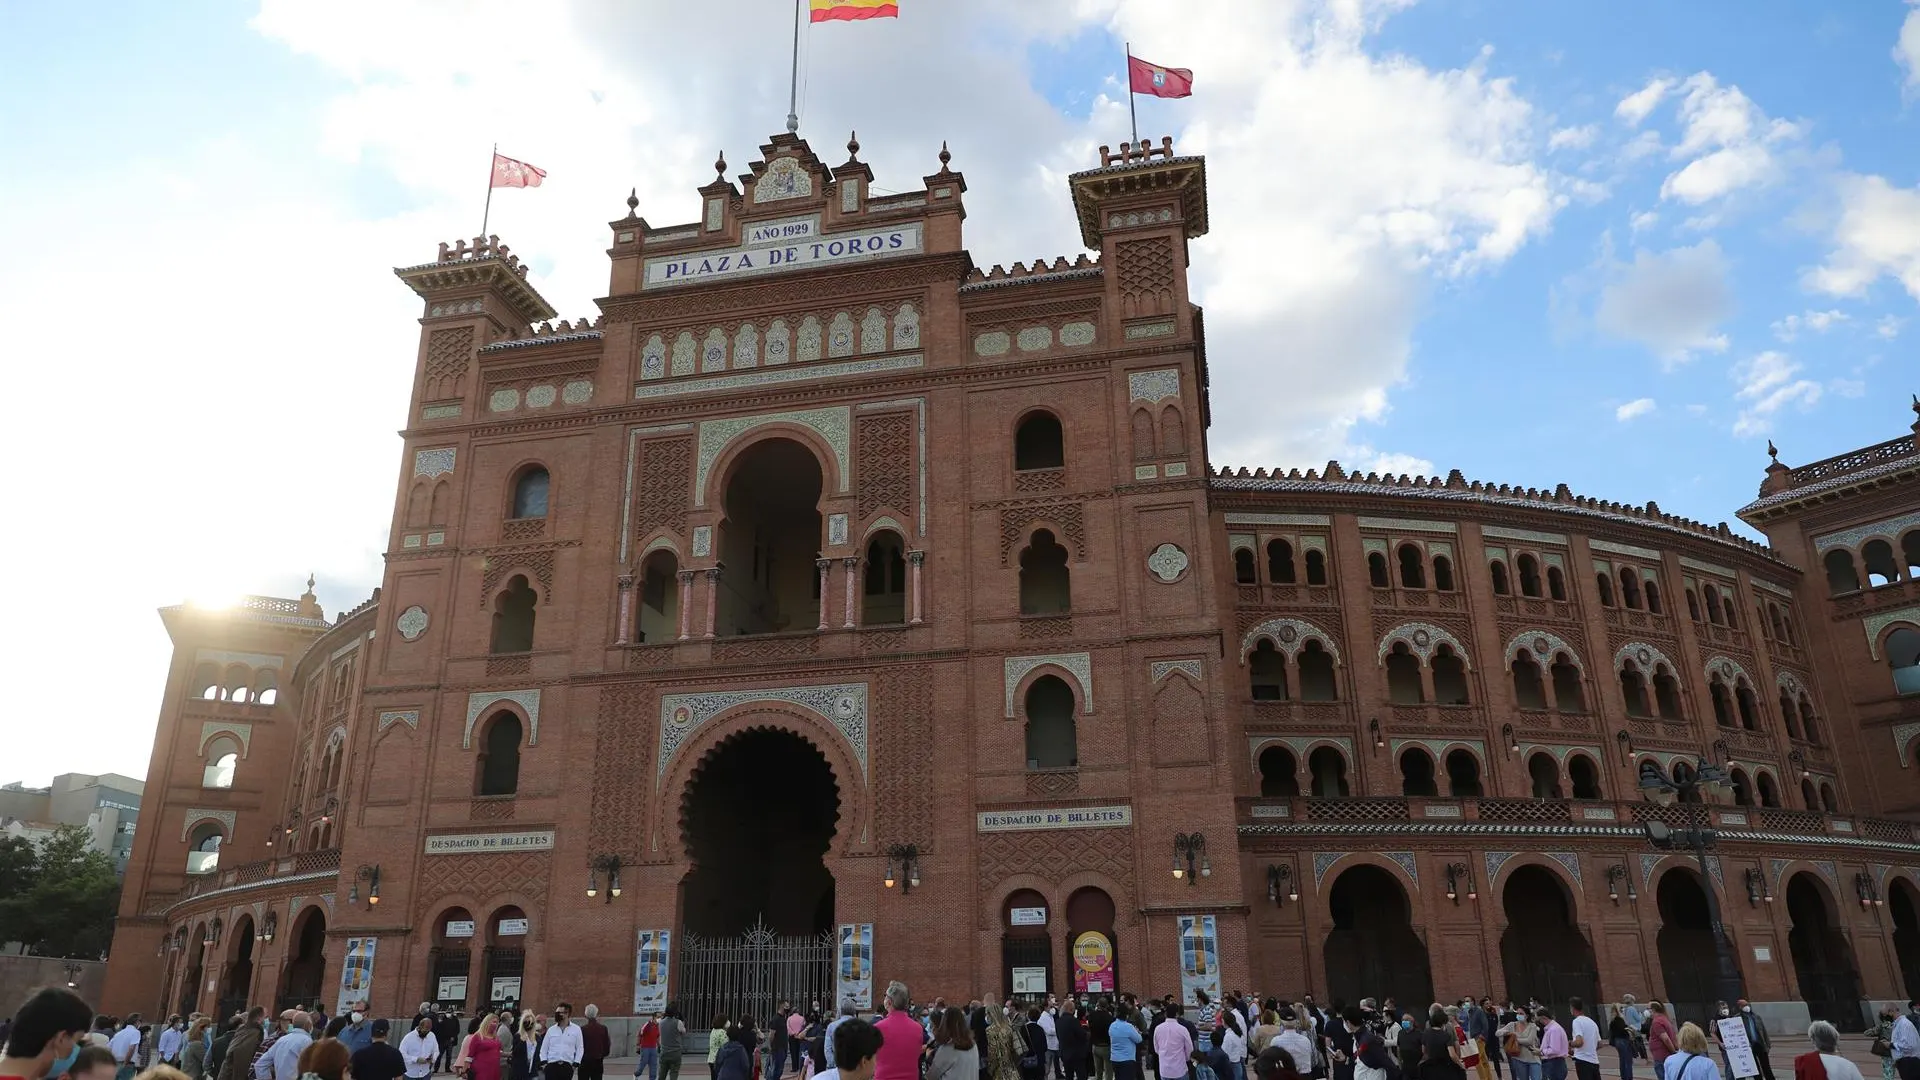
top-left (1370, 717), bottom-right (1384, 752)
top-left (1502, 724), bottom-right (1519, 755)
top-left (1173, 833), bottom-right (1210, 884)
top-left (271, 811), bottom-right (301, 848)
top-left (587, 855), bottom-right (623, 903)
top-left (1605, 863), bottom-right (1634, 904)
top-left (1445, 862), bottom-right (1476, 904)
top-left (258, 910), bottom-right (277, 943)
top-left (63, 962), bottom-right (82, 989)
top-left (204, 916), bottom-right (223, 946)
top-left (1266, 863), bottom-right (1297, 905)
top-left (1616, 729), bottom-right (1634, 764)
top-left (348, 864), bottom-right (381, 908)
top-left (1789, 749), bottom-right (1809, 780)
top-left (883, 844), bottom-right (922, 892)
top-left (1854, 871), bottom-right (1882, 909)
top-left (1744, 867), bottom-right (1768, 907)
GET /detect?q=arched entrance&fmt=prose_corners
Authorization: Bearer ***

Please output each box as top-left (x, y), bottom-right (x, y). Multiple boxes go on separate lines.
top-left (716, 438), bottom-right (824, 636)
top-left (677, 728), bottom-right (838, 1022)
top-left (1066, 887), bottom-right (1119, 996)
top-left (1323, 864), bottom-right (1433, 1009)
top-left (1655, 868), bottom-right (1731, 1027)
top-left (280, 908), bottom-right (326, 1010)
top-left (430, 907), bottom-right (475, 1011)
top-left (1002, 889), bottom-right (1052, 1005)
top-left (1892, 879), bottom-right (1920, 999)
top-left (1499, 865), bottom-right (1600, 1013)
top-left (1786, 873), bottom-right (1864, 1030)
top-left (482, 906), bottom-right (527, 1011)
top-left (180, 925), bottom-right (206, 1017)
top-left (220, 916), bottom-right (255, 1020)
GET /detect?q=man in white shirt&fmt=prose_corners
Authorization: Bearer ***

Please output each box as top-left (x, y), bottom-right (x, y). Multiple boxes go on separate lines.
top-left (1890, 1000), bottom-right (1919, 1080)
top-left (264, 1013), bottom-right (313, 1080)
top-left (1568, 998), bottom-right (1602, 1080)
top-left (399, 1017), bottom-right (440, 1080)
top-left (539, 1004), bottom-right (585, 1080)
top-left (1039, 1003), bottom-right (1060, 1080)
top-left (109, 1014), bottom-right (144, 1080)
top-left (157, 1018), bottom-right (185, 1064)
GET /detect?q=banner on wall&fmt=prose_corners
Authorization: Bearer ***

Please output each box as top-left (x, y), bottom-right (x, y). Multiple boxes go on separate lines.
top-left (336, 937), bottom-right (377, 1013)
top-left (633, 929), bottom-right (672, 1014)
top-left (837, 923), bottom-right (873, 1011)
top-left (1072, 931), bottom-right (1115, 994)
top-left (1176, 915), bottom-right (1219, 1006)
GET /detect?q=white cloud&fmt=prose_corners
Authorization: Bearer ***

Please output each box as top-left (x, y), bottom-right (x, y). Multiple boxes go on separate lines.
top-left (1656, 73), bottom-right (1801, 204)
top-left (1594, 240), bottom-right (1734, 365)
top-left (1805, 173), bottom-right (1920, 300)
top-left (1732, 350), bottom-right (1823, 436)
top-left (1616, 77), bottom-right (1674, 125)
top-left (1548, 124), bottom-right (1597, 151)
top-left (1769, 309), bottom-right (1849, 341)
top-left (1897, 1), bottom-right (1920, 94)
top-left (1615, 397), bottom-right (1657, 421)
top-left (1877, 314), bottom-right (1905, 339)
top-left (1630, 210), bottom-right (1659, 233)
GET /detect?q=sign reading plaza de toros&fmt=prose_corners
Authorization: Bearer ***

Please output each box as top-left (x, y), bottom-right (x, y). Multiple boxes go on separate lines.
top-left (423, 830), bottom-right (557, 855)
top-left (643, 221), bottom-right (923, 289)
top-left (976, 806), bottom-right (1133, 833)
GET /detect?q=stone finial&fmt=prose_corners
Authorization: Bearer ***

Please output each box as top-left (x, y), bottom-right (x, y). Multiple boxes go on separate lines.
top-left (937, 140), bottom-right (952, 173)
top-left (714, 151), bottom-right (727, 179)
top-left (626, 188), bottom-right (639, 216)
top-left (304, 573), bottom-right (316, 597)
top-left (846, 130), bottom-right (860, 163)
top-left (1911, 392), bottom-right (1920, 436)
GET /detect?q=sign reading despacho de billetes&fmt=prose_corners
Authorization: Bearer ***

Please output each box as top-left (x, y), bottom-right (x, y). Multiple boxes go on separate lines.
top-left (643, 222), bottom-right (923, 289)
top-left (424, 830), bottom-right (556, 855)
top-left (976, 805), bottom-right (1132, 833)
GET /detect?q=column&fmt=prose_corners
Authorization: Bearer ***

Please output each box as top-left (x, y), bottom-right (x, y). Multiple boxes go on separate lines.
top-left (704, 566), bottom-right (721, 638)
top-left (677, 571), bottom-right (695, 640)
top-left (615, 574), bottom-right (634, 645)
top-left (907, 550), bottom-right (925, 624)
top-left (842, 556), bottom-right (859, 630)
top-left (817, 559), bottom-right (833, 631)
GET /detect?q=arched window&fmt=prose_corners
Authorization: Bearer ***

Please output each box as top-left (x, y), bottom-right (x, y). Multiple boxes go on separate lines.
top-left (1778, 607), bottom-right (1796, 646)
top-left (1768, 606), bottom-right (1787, 642)
top-left (1129, 409), bottom-right (1155, 462)
top-left (1397, 544), bottom-right (1426, 589)
top-left (1703, 585), bottom-right (1725, 626)
top-left (1023, 675), bottom-right (1077, 769)
top-left (1398, 748), bottom-right (1438, 797)
top-left (1518, 555), bottom-right (1542, 598)
top-left (1445, 749), bottom-right (1482, 797)
top-left (1904, 530), bottom-right (1920, 580)
top-left (1431, 645), bottom-right (1469, 705)
top-left (202, 739), bottom-right (238, 789)
top-left (1305, 549), bottom-right (1328, 586)
top-left (475, 712), bottom-right (522, 797)
top-left (1550, 653), bottom-right (1585, 712)
top-left (1734, 680), bottom-right (1759, 730)
top-left (1653, 665), bottom-right (1684, 720)
top-left (862, 533), bottom-right (908, 625)
top-left (1569, 755), bottom-right (1602, 799)
top-left (224, 664), bottom-right (251, 703)
top-left (1620, 662), bottom-right (1651, 717)
top-left (1819, 782), bottom-right (1838, 812)
top-left (1258, 746), bottom-right (1300, 797)
top-left (1490, 560), bottom-right (1510, 595)
top-left (1709, 676), bottom-right (1734, 727)
top-left (1728, 768), bottom-right (1753, 807)
top-left (1864, 539), bottom-right (1902, 587)
top-left (1547, 566), bottom-right (1568, 602)
top-left (636, 549), bottom-right (681, 643)
top-left (1234, 548), bottom-right (1257, 585)
top-left (1686, 588), bottom-right (1702, 622)
top-left (254, 670), bottom-right (279, 707)
top-left (1159, 405), bottom-right (1187, 456)
top-left (1511, 651), bottom-right (1547, 710)
top-left (1267, 540), bottom-right (1297, 584)
top-left (190, 662), bottom-right (220, 700)
top-left (1756, 772), bottom-right (1781, 808)
top-left (1595, 572), bottom-right (1615, 607)
top-left (1308, 747), bottom-right (1349, 797)
top-left (1386, 642), bottom-right (1424, 704)
top-left (1367, 552), bottom-right (1390, 588)
top-left (186, 824), bottom-right (224, 874)
top-left (1527, 753), bottom-right (1562, 799)
top-left (1249, 641), bottom-right (1288, 701)
top-left (1433, 555), bottom-right (1455, 592)
top-left (510, 467), bottom-right (550, 519)
top-left (1800, 777), bottom-right (1819, 809)
top-left (489, 575), bottom-right (537, 654)
top-left (1888, 627), bottom-right (1920, 696)
top-left (1013, 412), bottom-right (1065, 471)
top-left (1297, 640), bottom-right (1338, 701)
top-left (1644, 578), bottom-right (1663, 614)
top-left (1779, 689), bottom-right (1801, 740)
top-left (1824, 550), bottom-right (1860, 595)
top-left (1019, 530), bottom-right (1071, 615)
top-left (1797, 695), bottom-right (1819, 744)
top-left (1619, 570), bottom-right (1642, 610)
top-left (1723, 597), bottom-right (1739, 630)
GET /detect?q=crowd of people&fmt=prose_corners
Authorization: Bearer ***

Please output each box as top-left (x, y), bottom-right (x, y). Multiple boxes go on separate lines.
top-left (3, 986), bottom-right (1917, 1080)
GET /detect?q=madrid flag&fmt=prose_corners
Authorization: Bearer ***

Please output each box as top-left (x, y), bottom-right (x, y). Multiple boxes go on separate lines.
top-left (1128, 55), bottom-right (1194, 99)
top-left (810, 0), bottom-right (897, 22)
top-left (491, 153), bottom-right (547, 189)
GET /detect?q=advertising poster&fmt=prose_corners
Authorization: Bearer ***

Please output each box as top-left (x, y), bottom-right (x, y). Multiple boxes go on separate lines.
top-left (336, 937), bottom-right (376, 1013)
top-left (837, 923), bottom-right (874, 1011)
top-left (1177, 915), bottom-right (1220, 1005)
top-left (1073, 931), bottom-right (1115, 994)
top-left (632, 929), bottom-right (672, 1015)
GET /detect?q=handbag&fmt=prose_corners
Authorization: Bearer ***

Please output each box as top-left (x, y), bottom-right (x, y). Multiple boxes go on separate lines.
top-left (1870, 1036), bottom-right (1891, 1058)
top-left (1502, 1033), bottom-right (1521, 1059)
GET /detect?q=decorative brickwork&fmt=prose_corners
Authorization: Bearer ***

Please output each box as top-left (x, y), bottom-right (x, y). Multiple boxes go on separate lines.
top-left (588, 684), bottom-right (654, 856)
top-left (999, 501), bottom-right (1086, 565)
top-left (977, 827), bottom-right (1134, 924)
top-left (857, 412), bottom-right (914, 521)
top-left (479, 546), bottom-right (556, 605)
top-left (872, 665), bottom-right (933, 848)
top-left (424, 326), bottom-right (474, 400)
top-left (635, 438), bottom-right (693, 543)
top-left (1115, 237), bottom-right (1176, 317)
top-left (415, 852), bottom-right (551, 918)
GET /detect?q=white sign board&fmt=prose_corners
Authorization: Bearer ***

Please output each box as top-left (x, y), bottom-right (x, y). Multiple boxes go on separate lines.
top-left (1010, 907), bottom-right (1048, 927)
top-left (497, 918), bottom-right (529, 936)
top-left (977, 805), bottom-right (1133, 833)
top-left (437, 977), bottom-right (468, 1001)
top-left (643, 223), bottom-right (923, 288)
top-left (1716, 1018), bottom-right (1757, 1079)
top-left (1011, 967), bottom-right (1048, 995)
top-left (444, 920), bottom-right (476, 939)
top-left (425, 830), bottom-right (556, 855)
top-left (490, 977), bottom-right (521, 1005)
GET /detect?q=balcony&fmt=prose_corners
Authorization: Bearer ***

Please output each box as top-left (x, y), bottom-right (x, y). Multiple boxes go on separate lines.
top-left (145, 848), bottom-right (342, 916)
top-left (1237, 797), bottom-right (1920, 845)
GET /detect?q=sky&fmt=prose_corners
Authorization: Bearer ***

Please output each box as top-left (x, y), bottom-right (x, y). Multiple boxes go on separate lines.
top-left (2, 0), bottom-right (1918, 787)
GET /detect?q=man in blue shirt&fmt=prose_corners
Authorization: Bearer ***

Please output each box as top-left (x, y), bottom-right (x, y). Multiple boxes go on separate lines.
top-left (1108, 1010), bottom-right (1144, 1080)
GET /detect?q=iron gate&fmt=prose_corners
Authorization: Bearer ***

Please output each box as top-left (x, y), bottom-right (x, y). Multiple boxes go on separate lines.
top-left (679, 918), bottom-right (834, 1026)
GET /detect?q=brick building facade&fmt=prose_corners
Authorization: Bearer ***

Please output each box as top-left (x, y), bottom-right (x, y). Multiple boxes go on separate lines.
top-left (102, 132), bottom-right (1920, 1032)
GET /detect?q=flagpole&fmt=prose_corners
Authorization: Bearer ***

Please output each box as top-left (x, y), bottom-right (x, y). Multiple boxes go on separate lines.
top-left (786, 0), bottom-right (802, 133)
top-left (1125, 41), bottom-right (1139, 148)
top-left (480, 141), bottom-right (496, 242)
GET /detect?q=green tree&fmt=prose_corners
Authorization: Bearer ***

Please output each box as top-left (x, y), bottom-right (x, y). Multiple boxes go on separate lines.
top-left (0, 833), bottom-right (39, 946)
top-left (2, 826), bottom-right (121, 958)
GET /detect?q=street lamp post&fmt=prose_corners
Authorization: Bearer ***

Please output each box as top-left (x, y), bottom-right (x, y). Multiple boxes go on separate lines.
top-left (1639, 758), bottom-right (1745, 1008)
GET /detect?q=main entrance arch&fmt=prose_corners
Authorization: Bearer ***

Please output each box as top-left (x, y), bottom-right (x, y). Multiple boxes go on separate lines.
top-left (1654, 867), bottom-right (1730, 1027)
top-left (1786, 873), bottom-right (1864, 1030)
top-left (677, 727), bottom-right (838, 1022)
top-left (1323, 864), bottom-right (1433, 1009)
top-left (1892, 878), bottom-right (1920, 999)
top-left (280, 907), bottom-right (327, 1010)
top-left (1499, 865), bottom-right (1600, 1014)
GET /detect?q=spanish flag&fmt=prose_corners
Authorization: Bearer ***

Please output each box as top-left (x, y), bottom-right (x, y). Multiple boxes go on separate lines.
top-left (810, 0), bottom-right (897, 22)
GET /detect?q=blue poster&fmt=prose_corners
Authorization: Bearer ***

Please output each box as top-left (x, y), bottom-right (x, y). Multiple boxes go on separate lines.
top-left (1176, 915), bottom-right (1219, 1006)
top-left (837, 923), bottom-right (873, 1011)
top-left (633, 929), bottom-right (671, 1014)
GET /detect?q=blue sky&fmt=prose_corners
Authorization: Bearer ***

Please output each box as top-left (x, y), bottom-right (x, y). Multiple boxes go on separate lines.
top-left (3, 0), bottom-right (1918, 785)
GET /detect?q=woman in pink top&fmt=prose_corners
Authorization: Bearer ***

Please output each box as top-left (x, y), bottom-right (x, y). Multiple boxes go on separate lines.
top-left (468, 1017), bottom-right (504, 1080)
top-left (873, 983), bottom-right (926, 1080)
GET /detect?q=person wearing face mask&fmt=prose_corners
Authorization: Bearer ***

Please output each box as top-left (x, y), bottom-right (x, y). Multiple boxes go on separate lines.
top-left (0, 989), bottom-right (94, 1080)
top-left (1731, 1002), bottom-right (1770, 1080)
top-left (339, 1007), bottom-right (373, 1057)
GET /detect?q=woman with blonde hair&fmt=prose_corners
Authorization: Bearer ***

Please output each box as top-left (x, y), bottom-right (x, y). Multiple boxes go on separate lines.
top-left (985, 1004), bottom-right (1022, 1080)
top-left (180, 1019), bottom-right (211, 1080)
top-left (1249, 1010), bottom-right (1284, 1057)
top-left (468, 1016), bottom-right (504, 1080)
top-left (1659, 1025), bottom-right (1715, 1080)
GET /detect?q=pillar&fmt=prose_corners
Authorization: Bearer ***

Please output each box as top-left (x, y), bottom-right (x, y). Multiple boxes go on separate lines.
top-left (842, 556), bottom-right (859, 630)
top-left (817, 559), bottom-right (833, 631)
top-left (615, 573), bottom-right (634, 645)
top-left (677, 571), bottom-right (694, 640)
top-left (908, 550), bottom-right (925, 624)
top-left (703, 566), bottom-right (721, 638)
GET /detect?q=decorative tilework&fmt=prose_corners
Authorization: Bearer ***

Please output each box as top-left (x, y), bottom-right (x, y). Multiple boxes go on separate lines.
top-left (841, 178), bottom-right (859, 212)
top-left (1704, 654), bottom-right (1755, 688)
top-left (1060, 322), bottom-right (1096, 347)
top-left (1017, 326), bottom-right (1053, 352)
top-left (658, 682), bottom-right (866, 778)
top-left (1004, 653), bottom-right (1093, 717)
top-left (634, 353), bottom-right (925, 401)
top-left (1164, 461), bottom-right (1188, 477)
top-left (1388, 738), bottom-right (1487, 760)
top-left (1378, 622), bottom-right (1471, 668)
top-left (562, 379), bottom-right (593, 404)
top-left (1423, 803), bottom-right (1463, 819)
top-left (1580, 806), bottom-right (1618, 821)
top-left (1614, 641), bottom-right (1679, 675)
top-left (974, 331), bottom-right (1010, 357)
top-left (1224, 513), bottom-right (1333, 527)
top-left (489, 388), bottom-right (520, 412)
top-left (463, 689), bottom-right (541, 748)
top-left (702, 327), bottom-right (728, 372)
top-left (1505, 629), bottom-right (1582, 669)
top-left (1485, 851), bottom-right (1519, 887)
top-left (426, 531), bottom-right (445, 546)
top-left (197, 721), bottom-right (253, 757)
top-left (1147, 543), bottom-right (1189, 582)
top-left (1357, 517), bottom-right (1458, 534)
top-left (672, 331), bottom-right (696, 376)
top-left (526, 385), bottom-right (557, 408)
top-left (752, 156), bottom-right (812, 202)
top-left (1816, 859), bottom-right (1839, 892)
top-left (728, 322), bottom-right (757, 369)
top-left (828, 312), bottom-right (855, 357)
top-left (1240, 617), bottom-right (1342, 664)
top-left (1813, 509), bottom-right (1920, 552)
top-left (1135, 465), bottom-right (1159, 480)
top-left (1384, 852), bottom-right (1419, 888)
top-left (1249, 804), bottom-right (1291, 819)
top-left (422, 404), bottom-right (462, 420)
top-left (1893, 722), bottom-right (1920, 765)
top-left (395, 606), bottom-right (429, 641)
top-left (1752, 578), bottom-right (1794, 598)
top-left (705, 197), bottom-right (724, 230)
top-left (1128, 369), bottom-right (1180, 403)
top-left (827, 514), bottom-right (849, 546)
top-left (181, 809), bottom-right (237, 841)
top-left (377, 710), bottom-right (419, 732)
top-left (860, 308), bottom-right (887, 353)
top-left (766, 319), bottom-right (791, 364)
top-left (403, 535), bottom-right (422, 549)
top-left (1680, 556), bottom-right (1735, 579)
top-left (691, 526), bottom-right (712, 558)
top-left (1124, 320), bottom-right (1176, 340)
top-left (798, 316), bottom-right (822, 361)
top-left (1640, 853), bottom-right (1665, 888)
top-left (1483, 526), bottom-right (1571, 546)
top-left (892, 304), bottom-right (919, 349)
top-left (1312, 852), bottom-right (1350, 889)
top-left (1547, 851), bottom-right (1583, 885)
top-left (1589, 539), bottom-right (1661, 560)
top-left (413, 447), bottom-right (456, 479)
top-left (1150, 659), bottom-right (1204, 683)
top-left (695, 406), bottom-right (851, 505)
top-left (863, 515), bottom-right (905, 539)
top-left (1706, 855), bottom-right (1724, 891)
top-left (1864, 606), bottom-right (1920, 658)
top-left (1777, 670), bottom-right (1808, 696)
